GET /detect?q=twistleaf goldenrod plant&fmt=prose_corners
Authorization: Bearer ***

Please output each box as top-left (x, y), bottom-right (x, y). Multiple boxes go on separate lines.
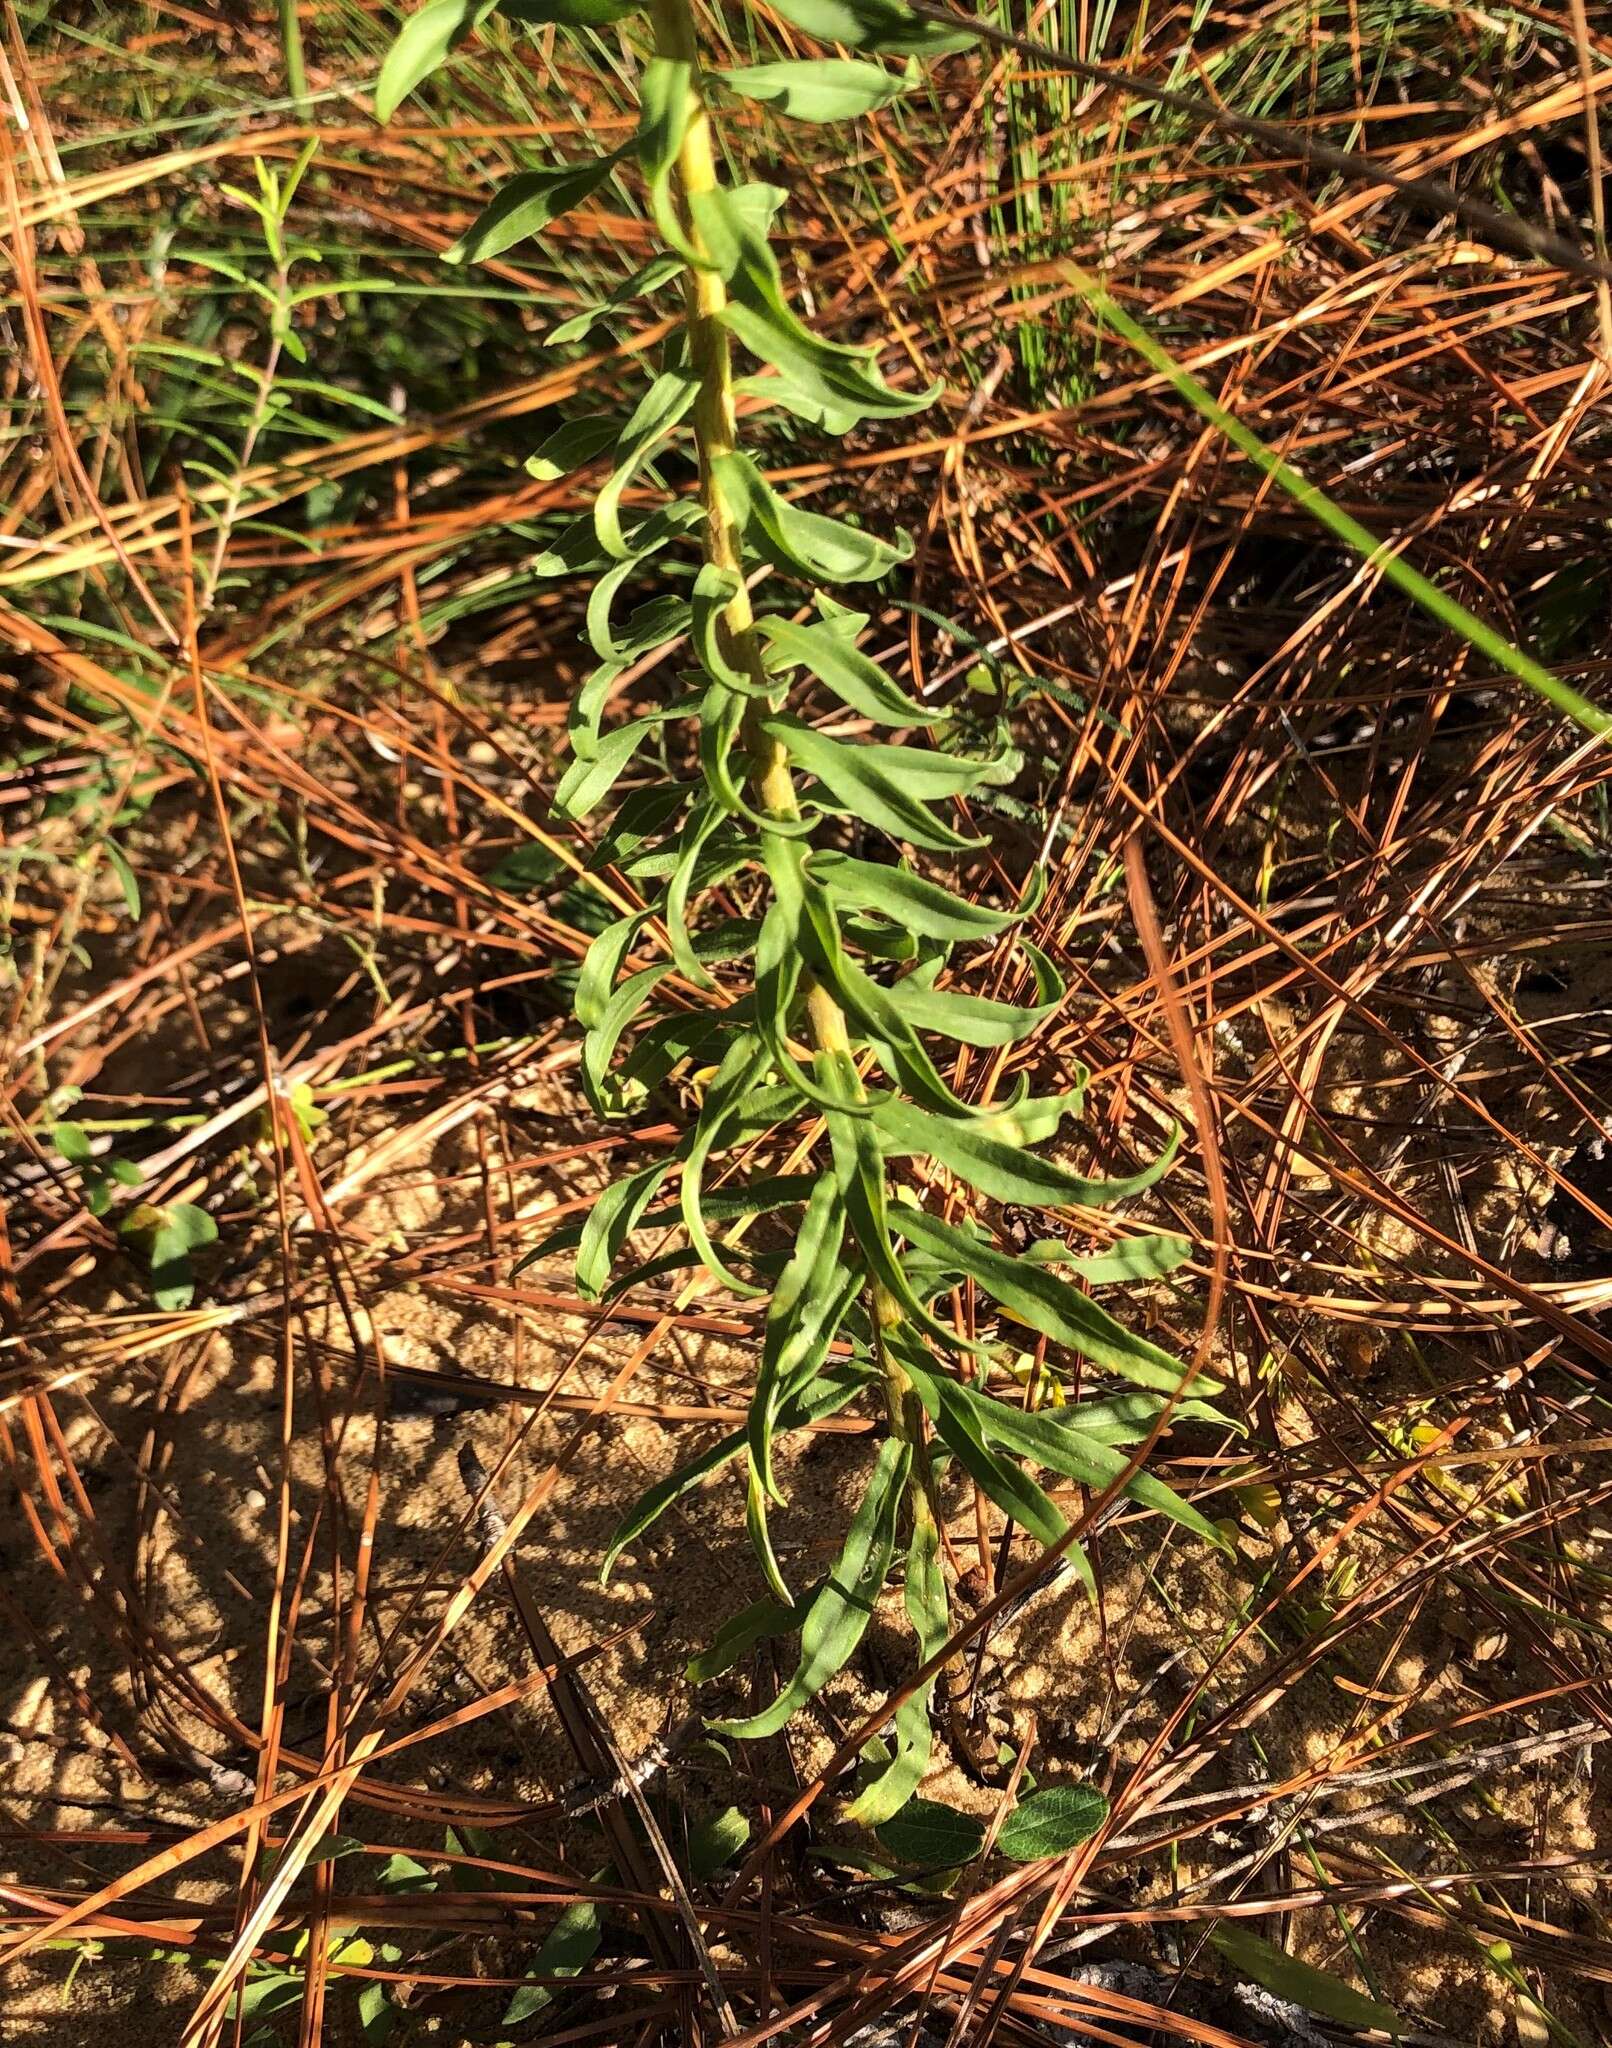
top-left (381, 0), bottom-right (1228, 1823)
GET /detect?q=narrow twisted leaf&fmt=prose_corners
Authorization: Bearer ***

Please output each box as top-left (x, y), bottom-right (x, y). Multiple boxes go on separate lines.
top-left (845, 1501), bottom-right (946, 1824)
top-left (603, 1366), bottom-right (865, 1581)
top-left (871, 1092), bottom-right (1180, 1210)
top-left (714, 451), bottom-right (914, 583)
top-left (750, 1172), bottom-right (850, 1501)
top-left (762, 716), bottom-right (989, 850)
top-left (896, 1204), bottom-right (1218, 1396)
top-left (712, 1436), bottom-right (911, 1739)
top-left (885, 943), bottom-right (1065, 1045)
top-left (809, 851), bottom-right (1013, 939)
top-left (758, 615), bottom-right (942, 726)
top-left (947, 1375), bottom-right (1230, 1550)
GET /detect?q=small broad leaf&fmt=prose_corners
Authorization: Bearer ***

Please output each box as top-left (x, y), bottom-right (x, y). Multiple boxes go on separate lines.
top-left (488, 840), bottom-right (566, 892)
top-left (375, 0), bottom-right (496, 123)
top-left (718, 56), bottom-right (916, 123)
top-left (687, 1806), bottom-right (750, 1877)
top-left (376, 1852), bottom-right (435, 1893)
top-left (502, 1889), bottom-right (606, 2025)
top-left (714, 450), bottom-right (913, 583)
top-left (768, 0), bottom-right (977, 53)
top-left (712, 1436), bottom-right (911, 1739)
top-left (444, 146), bottom-right (628, 265)
top-left (122, 1200), bottom-right (218, 1312)
top-left (525, 412), bottom-right (621, 481)
top-left (874, 1796), bottom-right (984, 1868)
top-left (996, 1782), bottom-right (1108, 1861)
top-left (356, 1979), bottom-right (395, 2044)
top-left (51, 1120), bottom-right (94, 1166)
top-left (1209, 1923), bottom-right (1403, 2034)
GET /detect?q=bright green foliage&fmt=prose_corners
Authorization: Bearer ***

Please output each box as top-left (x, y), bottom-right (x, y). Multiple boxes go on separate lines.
top-left (380, 0), bottom-right (1225, 1823)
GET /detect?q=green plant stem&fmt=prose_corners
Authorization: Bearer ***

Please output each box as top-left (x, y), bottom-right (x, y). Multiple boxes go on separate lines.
top-left (1059, 261), bottom-right (1611, 741)
top-left (278, 0), bottom-right (309, 116)
top-left (647, 0), bottom-right (935, 1486)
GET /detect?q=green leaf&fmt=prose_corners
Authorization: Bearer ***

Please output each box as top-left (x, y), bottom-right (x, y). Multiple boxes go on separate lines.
top-left (768, 0), bottom-right (977, 52)
top-left (871, 1092), bottom-right (1178, 1211)
top-left (810, 852), bottom-right (1013, 940)
top-left (357, 1978), bottom-right (395, 2044)
top-left (874, 1796), bottom-right (984, 1869)
top-left (996, 1782), bottom-right (1108, 1861)
top-left (593, 367), bottom-right (700, 558)
top-left (911, 1359), bottom-right (1076, 1556)
top-left (717, 56), bottom-right (916, 122)
top-left (895, 1206), bottom-right (1216, 1396)
top-left (845, 1500), bottom-right (946, 1824)
top-left (585, 781), bottom-right (689, 869)
top-left (581, 963), bottom-right (671, 1117)
top-left (1210, 1923), bottom-right (1403, 2034)
top-left (488, 840), bottom-right (566, 892)
top-left (712, 1436), bottom-right (911, 1739)
top-left (886, 943), bottom-right (1064, 1047)
top-left (750, 1172), bottom-right (849, 1502)
top-left (687, 1806), bottom-right (750, 1877)
top-left (714, 451), bottom-right (912, 583)
top-left (103, 838), bottom-right (140, 918)
top-left (501, 1890), bottom-right (606, 2025)
top-left (525, 412), bottom-right (620, 481)
top-left (680, 1032), bottom-right (773, 1299)
top-left (375, 0), bottom-right (497, 123)
top-left (444, 147), bottom-right (627, 265)
top-left (122, 1200), bottom-right (218, 1312)
top-left (548, 253), bottom-right (685, 345)
top-left (638, 57), bottom-right (697, 261)
top-left (689, 189), bottom-right (936, 427)
top-left (502, 0), bottom-right (643, 22)
top-left (758, 616), bottom-right (940, 726)
top-left (604, 1366), bottom-right (863, 1582)
top-left (552, 712), bottom-right (667, 821)
top-left (376, 1852), bottom-right (436, 1893)
top-left (686, 1587), bottom-right (810, 1682)
top-left (763, 717), bottom-right (982, 852)
top-left (51, 1120), bottom-right (94, 1166)
top-left (575, 1156), bottom-right (673, 1298)
top-left (825, 1066), bottom-right (958, 1347)
top-left (941, 1375), bottom-right (1230, 1552)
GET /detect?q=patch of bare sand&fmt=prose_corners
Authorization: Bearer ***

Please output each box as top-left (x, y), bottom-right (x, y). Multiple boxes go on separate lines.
top-left (6, 1098), bottom-right (1606, 2046)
